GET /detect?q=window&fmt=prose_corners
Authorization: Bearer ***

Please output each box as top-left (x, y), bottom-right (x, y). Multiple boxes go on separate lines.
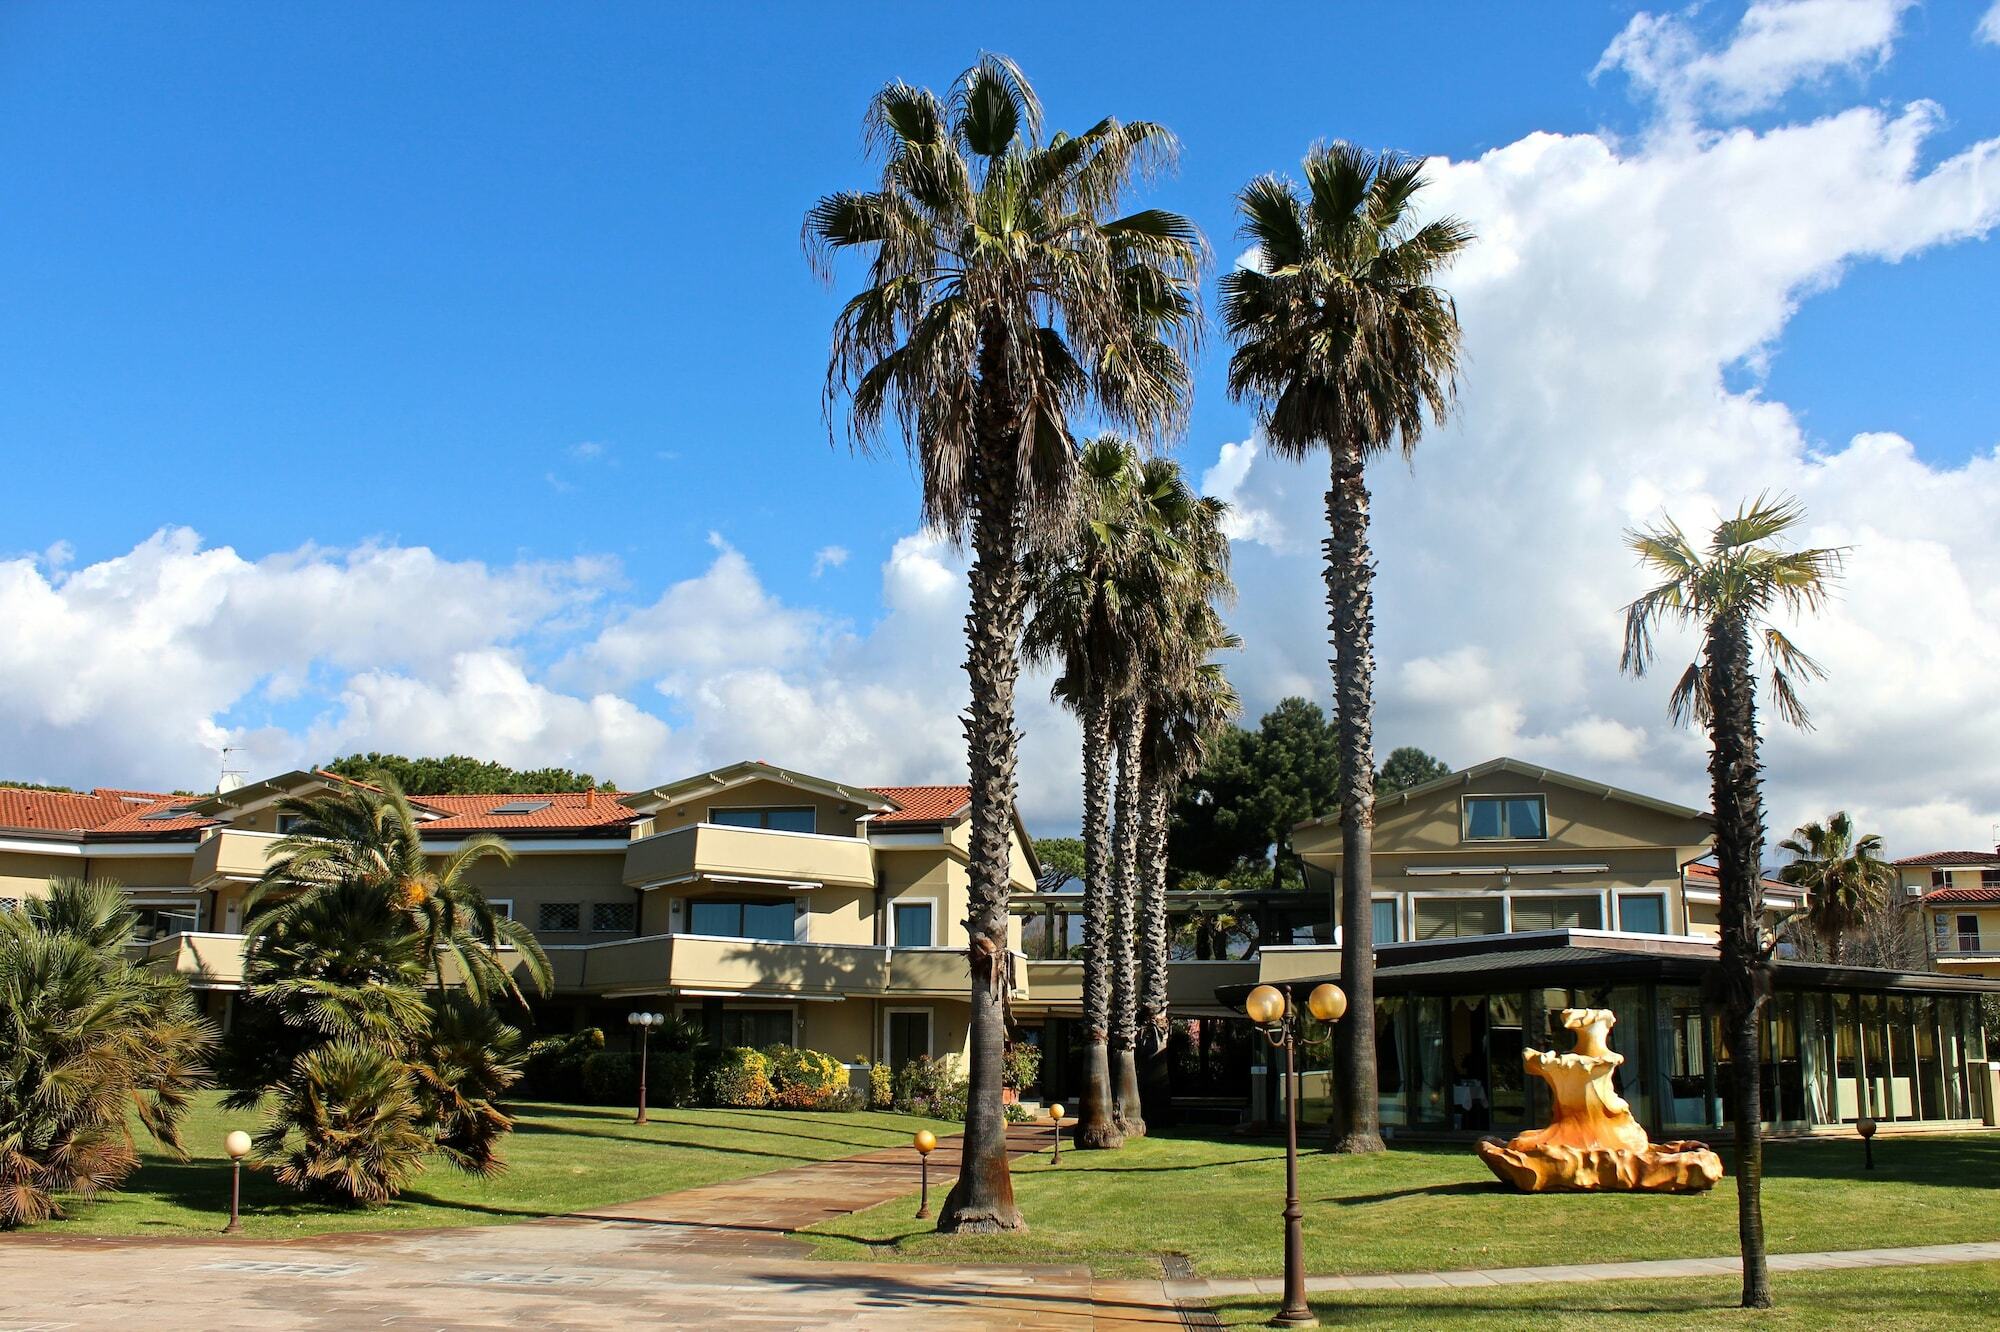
top-left (707, 1009), bottom-right (794, 1048)
top-left (888, 1010), bottom-right (932, 1069)
top-left (0, 897), bottom-right (18, 913)
top-left (1462, 795), bottom-right (1547, 841)
top-left (538, 902), bottom-right (581, 932)
top-left (1932, 868), bottom-right (1951, 889)
top-left (1983, 869), bottom-right (2000, 890)
top-left (892, 900), bottom-right (936, 947)
top-left (1414, 897), bottom-right (1503, 939)
top-left (489, 799), bottom-right (552, 816)
top-left (1371, 899), bottom-right (1399, 944)
top-left (709, 806), bottom-right (816, 834)
top-left (1619, 893), bottom-right (1668, 935)
top-left (1508, 894), bottom-right (1602, 932)
top-left (275, 813), bottom-right (304, 834)
top-left (1956, 914), bottom-right (1981, 953)
top-left (688, 899), bottom-right (795, 941)
top-left (592, 901), bottom-right (637, 933)
top-left (131, 904), bottom-right (200, 943)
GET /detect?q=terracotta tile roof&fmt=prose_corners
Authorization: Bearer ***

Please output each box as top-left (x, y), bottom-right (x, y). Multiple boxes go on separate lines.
top-left (1921, 886), bottom-right (2000, 906)
top-left (1894, 849), bottom-right (2000, 868)
top-left (1683, 861), bottom-right (1798, 894)
top-left (0, 787), bottom-right (212, 836)
top-left (869, 785), bottom-right (972, 825)
top-left (413, 792), bottom-right (639, 836)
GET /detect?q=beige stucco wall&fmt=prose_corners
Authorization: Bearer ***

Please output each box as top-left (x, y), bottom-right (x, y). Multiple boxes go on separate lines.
top-left (644, 777), bottom-right (878, 838)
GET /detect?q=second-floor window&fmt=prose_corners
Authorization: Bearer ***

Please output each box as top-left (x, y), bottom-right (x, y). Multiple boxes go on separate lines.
top-left (276, 813), bottom-right (304, 834)
top-left (1619, 893), bottom-right (1668, 934)
top-left (892, 901), bottom-right (936, 947)
top-left (1415, 897), bottom-right (1503, 940)
top-left (1932, 868), bottom-right (1951, 889)
top-left (1463, 795), bottom-right (1547, 841)
top-left (709, 806), bottom-right (816, 834)
top-left (1372, 899), bottom-right (1399, 944)
top-left (689, 899), bottom-right (795, 941)
top-left (1983, 869), bottom-right (2000, 890)
top-left (592, 901), bottom-right (637, 933)
top-left (1957, 914), bottom-right (1981, 952)
top-left (538, 902), bottom-right (581, 932)
top-left (1509, 894), bottom-right (1602, 931)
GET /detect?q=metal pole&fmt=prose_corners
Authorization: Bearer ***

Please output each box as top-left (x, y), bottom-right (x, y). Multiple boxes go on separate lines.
top-left (636, 1022), bottom-right (650, 1126)
top-left (224, 1158), bottom-right (242, 1235)
top-left (1052, 1117), bottom-right (1061, 1164)
top-left (1273, 1017), bottom-right (1316, 1328)
top-left (915, 1153), bottom-right (931, 1219)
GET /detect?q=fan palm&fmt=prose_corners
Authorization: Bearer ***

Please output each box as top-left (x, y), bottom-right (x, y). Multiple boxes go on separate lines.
top-left (247, 781), bottom-right (550, 1007)
top-left (1221, 143), bottom-right (1472, 1153)
top-left (1778, 813), bottom-right (1893, 966)
top-left (809, 55), bottom-right (1202, 1231)
top-left (0, 878), bottom-right (215, 1227)
top-left (255, 1039), bottom-right (430, 1206)
top-left (1621, 493), bottom-right (1844, 1310)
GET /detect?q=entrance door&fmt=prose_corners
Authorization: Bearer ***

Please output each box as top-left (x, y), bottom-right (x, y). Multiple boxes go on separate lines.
top-left (888, 1010), bottom-right (932, 1071)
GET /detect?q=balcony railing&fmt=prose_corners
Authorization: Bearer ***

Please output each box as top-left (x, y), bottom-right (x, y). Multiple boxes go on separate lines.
top-left (622, 823), bottom-right (876, 892)
top-left (136, 932), bottom-right (248, 988)
top-left (191, 829), bottom-right (285, 886)
top-left (548, 933), bottom-right (1028, 998)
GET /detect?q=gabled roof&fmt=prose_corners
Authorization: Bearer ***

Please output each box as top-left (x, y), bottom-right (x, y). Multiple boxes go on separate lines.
top-left (0, 787), bottom-right (211, 837)
top-left (414, 792), bottom-right (639, 836)
top-left (868, 785), bottom-right (972, 825)
top-left (1299, 756), bottom-right (1708, 831)
top-left (1922, 886), bottom-right (2000, 907)
top-left (1683, 861), bottom-right (1800, 897)
top-left (1895, 849), bottom-right (2000, 869)
top-left (618, 760), bottom-right (896, 817)
top-left (186, 769), bottom-right (381, 817)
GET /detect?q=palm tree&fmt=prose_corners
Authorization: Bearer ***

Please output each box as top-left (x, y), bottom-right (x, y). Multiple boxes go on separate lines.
top-left (1221, 143), bottom-right (1472, 1153)
top-left (255, 1039), bottom-right (431, 1206)
top-left (1621, 493), bottom-right (1844, 1310)
top-left (0, 878), bottom-right (215, 1227)
top-left (1109, 690), bottom-right (1149, 1134)
top-left (247, 780), bottom-right (550, 1007)
top-left (808, 56), bottom-right (1201, 1230)
top-left (1026, 438), bottom-right (1151, 1150)
top-left (1777, 813), bottom-right (1894, 965)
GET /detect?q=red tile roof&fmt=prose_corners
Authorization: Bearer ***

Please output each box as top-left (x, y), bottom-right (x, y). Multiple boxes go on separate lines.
top-left (413, 792), bottom-right (639, 836)
top-left (869, 785), bottom-right (972, 825)
top-left (1921, 886), bottom-right (2000, 906)
top-left (1683, 861), bottom-right (1798, 893)
top-left (0, 787), bottom-right (212, 836)
top-left (1894, 849), bottom-right (2000, 868)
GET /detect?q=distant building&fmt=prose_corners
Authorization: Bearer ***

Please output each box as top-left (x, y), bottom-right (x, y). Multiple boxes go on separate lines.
top-left (1895, 848), bottom-right (2000, 980)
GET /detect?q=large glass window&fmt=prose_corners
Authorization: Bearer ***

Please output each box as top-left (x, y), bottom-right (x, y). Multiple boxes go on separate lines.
top-left (892, 901), bottom-right (935, 947)
top-left (1463, 795), bottom-right (1547, 841)
top-left (1765, 991), bottom-right (1806, 1124)
top-left (708, 1009), bottom-right (793, 1048)
top-left (1914, 996), bottom-right (1944, 1120)
top-left (1619, 893), bottom-right (1668, 934)
top-left (689, 899), bottom-right (795, 941)
top-left (1834, 992), bottom-right (1861, 1121)
top-left (1414, 897), bottom-right (1504, 939)
top-left (131, 903), bottom-right (200, 943)
top-left (1375, 997), bottom-right (1408, 1127)
top-left (709, 806), bottom-right (817, 833)
top-left (1509, 895), bottom-right (1603, 932)
top-left (1663, 986), bottom-right (1712, 1128)
top-left (1413, 995), bottom-right (1448, 1127)
top-left (1372, 899), bottom-right (1399, 944)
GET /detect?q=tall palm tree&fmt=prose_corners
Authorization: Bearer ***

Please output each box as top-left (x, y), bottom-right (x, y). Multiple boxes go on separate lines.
top-left (247, 781), bottom-right (550, 1007)
top-left (808, 56), bottom-right (1201, 1230)
top-left (1621, 494), bottom-right (1844, 1311)
top-left (1026, 438), bottom-right (1151, 1150)
top-left (1777, 813), bottom-right (1894, 966)
top-left (1221, 143), bottom-right (1472, 1153)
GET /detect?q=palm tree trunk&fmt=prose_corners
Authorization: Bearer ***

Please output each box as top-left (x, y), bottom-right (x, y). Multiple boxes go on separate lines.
top-left (1137, 773), bottom-right (1174, 1128)
top-left (1075, 688), bottom-right (1122, 1150)
top-left (1706, 609), bottom-right (1773, 1308)
top-left (1109, 695), bottom-right (1146, 1137)
top-left (1326, 441), bottom-right (1384, 1154)
top-left (937, 343), bottom-right (1026, 1235)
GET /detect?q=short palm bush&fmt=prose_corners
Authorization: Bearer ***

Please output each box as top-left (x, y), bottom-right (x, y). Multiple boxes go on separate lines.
top-left (0, 879), bottom-right (215, 1228)
top-left (256, 1041), bottom-right (430, 1205)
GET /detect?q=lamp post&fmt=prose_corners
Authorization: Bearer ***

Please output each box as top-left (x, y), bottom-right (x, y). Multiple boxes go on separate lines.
top-left (1244, 981), bottom-right (1346, 1330)
top-left (913, 1129), bottom-right (938, 1219)
top-left (1857, 1115), bottom-right (1877, 1170)
top-left (222, 1130), bottom-right (251, 1234)
top-left (627, 1011), bottom-right (664, 1124)
top-left (1048, 1102), bottom-right (1065, 1164)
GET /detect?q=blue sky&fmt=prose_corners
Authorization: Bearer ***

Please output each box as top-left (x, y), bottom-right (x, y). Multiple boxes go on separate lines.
top-left (3, 2), bottom-right (1997, 848)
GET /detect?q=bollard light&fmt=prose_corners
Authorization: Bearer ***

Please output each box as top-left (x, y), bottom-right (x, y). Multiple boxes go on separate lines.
top-left (1857, 1115), bottom-right (1878, 1170)
top-left (222, 1130), bottom-right (252, 1234)
top-left (913, 1129), bottom-right (938, 1219)
top-left (1048, 1102), bottom-right (1065, 1164)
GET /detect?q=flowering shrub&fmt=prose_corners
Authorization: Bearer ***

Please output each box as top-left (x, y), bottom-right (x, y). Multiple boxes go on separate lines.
top-left (697, 1046), bottom-right (772, 1107)
top-left (765, 1046), bottom-right (849, 1109)
top-left (868, 1060), bottom-right (894, 1109)
top-left (893, 1055), bottom-right (968, 1121)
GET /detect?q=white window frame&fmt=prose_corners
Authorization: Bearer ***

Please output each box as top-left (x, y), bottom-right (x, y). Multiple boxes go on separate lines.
top-left (1460, 793), bottom-right (1550, 843)
top-left (890, 895), bottom-right (941, 948)
top-left (706, 803), bottom-right (818, 834)
top-left (485, 898), bottom-right (514, 921)
top-left (275, 813), bottom-right (304, 835)
top-left (884, 1005), bottom-right (935, 1066)
top-left (1501, 886), bottom-right (1610, 933)
top-left (1408, 891), bottom-right (1507, 941)
top-left (1615, 890), bottom-right (1672, 935)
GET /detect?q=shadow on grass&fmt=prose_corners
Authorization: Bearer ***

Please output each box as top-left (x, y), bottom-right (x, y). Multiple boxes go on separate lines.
top-left (509, 1106), bottom-right (928, 1154)
top-left (1324, 1180), bottom-right (1501, 1206)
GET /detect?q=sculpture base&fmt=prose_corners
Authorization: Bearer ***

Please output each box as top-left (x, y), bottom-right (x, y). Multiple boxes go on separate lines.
top-left (1476, 1137), bottom-right (1723, 1193)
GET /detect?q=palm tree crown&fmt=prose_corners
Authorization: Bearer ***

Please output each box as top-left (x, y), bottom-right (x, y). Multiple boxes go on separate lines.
top-left (1777, 812), bottom-right (1893, 963)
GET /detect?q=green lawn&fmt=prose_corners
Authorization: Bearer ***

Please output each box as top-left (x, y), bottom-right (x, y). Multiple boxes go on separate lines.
top-left (807, 1129), bottom-right (2000, 1279)
top-left (1213, 1261), bottom-right (2000, 1330)
top-left (50, 1093), bottom-right (955, 1239)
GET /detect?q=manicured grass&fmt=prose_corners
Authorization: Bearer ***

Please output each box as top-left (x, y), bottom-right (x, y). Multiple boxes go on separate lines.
top-left (1213, 1261), bottom-right (2000, 1329)
top-left (807, 1129), bottom-right (2000, 1279)
top-left (48, 1093), bottom-right (955, 1239)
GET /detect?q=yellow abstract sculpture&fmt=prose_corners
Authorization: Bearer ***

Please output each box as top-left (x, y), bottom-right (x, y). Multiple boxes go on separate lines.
top-left (1476, 1007), bottom-right (1722, 1193)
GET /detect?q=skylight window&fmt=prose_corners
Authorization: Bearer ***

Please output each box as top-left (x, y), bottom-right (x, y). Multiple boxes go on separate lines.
top-left (138, 807), bottom-right (196, 821)
top-left (489, 800), bottom-right (553, 816)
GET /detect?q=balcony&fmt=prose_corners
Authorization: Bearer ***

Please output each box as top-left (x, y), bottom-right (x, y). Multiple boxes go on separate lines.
top-left (137, 932), bottom-right (248, 988)
top-left (191, 829), bottom-right (284, 887)
top-left (622, 823), bottom-right (876, 892)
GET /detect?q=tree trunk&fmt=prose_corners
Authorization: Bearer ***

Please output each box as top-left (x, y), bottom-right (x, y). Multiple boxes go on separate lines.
top-left (937, 336), bottom-right (1026, 1234)
top-left (1074, 688), bottom-right (1122, 1150)
top-left (1705, 609), bottom-right (1772, 1308)
top-left (1109, 695), bottom-right (1146, 1138)
top-left (1325, 442), bottom-right (1384, 1154)
top-left (1137, 773), bottom-right (1174, 1129)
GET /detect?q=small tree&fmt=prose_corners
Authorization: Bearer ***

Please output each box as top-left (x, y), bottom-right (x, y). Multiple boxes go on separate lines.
top-left (1776, 812), bottom-right (1894, 965)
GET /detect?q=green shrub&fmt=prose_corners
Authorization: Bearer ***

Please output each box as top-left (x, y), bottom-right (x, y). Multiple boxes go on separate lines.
top-left (1002, 1042), bottom-right (1042, 1091)
top-left (517, 1027), bottom-right (604, 1102)
top-left (256, 1040), bottom-right (430, 1206)
top-left (697, 1046), bottom-right (772, 1107)
top-left (1003, 1101), bottom-right (1036, 1124)
top-left (579, 1049), bottom-right (697, 1108)
top-left (868, 1060), bottom-right (894, 1110)
top-left (764, 1046), bottom-right (850, 1110)
top-left (893, 1055), bottom-right (967, 1121)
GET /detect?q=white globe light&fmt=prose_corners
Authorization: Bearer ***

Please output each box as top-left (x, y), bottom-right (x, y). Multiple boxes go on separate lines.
top-left (224, 1130), bottom-right (252, 1160)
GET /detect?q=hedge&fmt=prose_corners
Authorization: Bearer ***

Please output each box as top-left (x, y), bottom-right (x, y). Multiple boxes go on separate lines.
top-left (580, 1049), bottom-right (697, 1108)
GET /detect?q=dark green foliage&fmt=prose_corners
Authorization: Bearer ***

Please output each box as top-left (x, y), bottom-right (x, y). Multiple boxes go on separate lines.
top-left (254, 1040), bottom-right (430, 1206)
top-left (410, 995), bottom-right (525, 1176)
top-left (1002, 1042), bottom-right (1042, 1091)
top-left (1168, 697), bottom-right (1340, 884)
top-left (1032, 836), bottom-right (1085, 887)
top-left (322, 752), bottom-right (609, 795)
top-left (579, 1050), bottom-right (697, 1109)
top-left (516, 1028), bottom-right (606, 1102)
top-left (1377, 746), bottom-right (1450, 795)
top-left (0, 879), bottom-right (217, 1227)
top-left (893, 1056), bottom-right (969, 1121)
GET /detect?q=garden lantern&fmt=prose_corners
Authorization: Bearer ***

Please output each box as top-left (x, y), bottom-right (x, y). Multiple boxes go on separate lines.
top-left (627, 1011), bottom-right (665, 1124)
top-left (1245, 981), bottom-right (1344, 1329)
top-left (1048, 1102), bottom-right (1065, 1164)
top-left (913, 1129), bottom-right (938, 1219)
top-left (1857, 1115), bottom-right (1877, 1170)
top-left (222, 1130), bottom-right (251, 1234)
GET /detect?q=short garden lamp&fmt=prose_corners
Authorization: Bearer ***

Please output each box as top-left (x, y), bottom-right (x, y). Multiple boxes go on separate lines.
top-left (1048, 1102), bottom-right (1065, 1164)
top-left (222, 1130), bottom-right (252, 1234)
top-left (913, 1129), bottom-right (938, 1219)
top-left (627, 1011), bottom-right (665, 1125)
top-left (1245, 981), bottom-right (1345, 1329)
top-left (1856, 1115), bottom-right (1877, 1170)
